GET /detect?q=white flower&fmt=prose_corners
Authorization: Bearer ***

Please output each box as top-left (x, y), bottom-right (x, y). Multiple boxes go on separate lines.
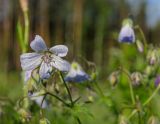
top-left (30, 92), bottom-right (48, 108)
top-left (118, 19), bottom-right (135, 43)
top-left (64, 62), bottom-right (90, 83)
top-left (20, 35), bottom-right (70, 79)
top-left (24, 70), bottom-right (48, 108)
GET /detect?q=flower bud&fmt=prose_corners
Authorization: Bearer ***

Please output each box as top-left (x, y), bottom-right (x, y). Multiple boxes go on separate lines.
top-left (148, 116), bottom-right (159, 124)
top-left (109, 71), bottom-right (119, 87)
top-left (131, 72), bottom-right (142, 86)
top-left (118, 18), bottom-right (135, 43)
top-left (39, 118), bottom-right (50, 124)
top-left (119, 116), bottom-right (128, 124)
top-left (145, 66), bottom-right (154, 76)
top-left (147, 49), bottom-right (159, 65)
top-left (136, 40), bottom-right (144, 53)
top-left (18, 108), bottom-right (31, 122)
top-left (155, 75), bottom-right (160, 87)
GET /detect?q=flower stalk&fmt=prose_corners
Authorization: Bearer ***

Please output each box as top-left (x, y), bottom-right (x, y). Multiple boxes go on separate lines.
top-left (59, 71), bottom-right (74, 107)
top-left (134, 25), bottom-right (148, 53)
top-left (119, 67), bottom-right (136, 105)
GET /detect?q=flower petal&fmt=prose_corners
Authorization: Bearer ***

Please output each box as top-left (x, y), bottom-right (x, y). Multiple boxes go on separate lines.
top-left (118, 25), bottom-right (135, 43)
top-left (30, 93), bottom-right (48, 108)
top-left (51, 55), bottom-right (70, 72)
top-left (34, 96), bottom-right (48, 108)
top-left (20, 53), bottom-right (42, 71)
top-left (24, 70), bottom-right (32, 82)
top-left (30, 35), bottom-right (48, 52)
top-left (39, 61), bottom-right (52, 79)
top-left (65, 65), bottom-right (90, 82)
top-left (49, 45), bottom-right (68, 57)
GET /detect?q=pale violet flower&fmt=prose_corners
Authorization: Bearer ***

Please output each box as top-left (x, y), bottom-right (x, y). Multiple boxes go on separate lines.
top-left (118, 18), bottom-right (135, 43)
top-left (24, 70), bottom-right (48, 108)
top-left (155, 75), bottom-right (160, 87)
top-left (64, 62), bottom-right (90, 83)
top-left (30, 92), bottom-right (48, 108)
top-left (20, 35), bottom-right (70, 79)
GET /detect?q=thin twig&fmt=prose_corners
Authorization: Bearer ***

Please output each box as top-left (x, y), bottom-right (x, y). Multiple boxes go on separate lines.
top-left (46, 92), bottom-right (70, 107)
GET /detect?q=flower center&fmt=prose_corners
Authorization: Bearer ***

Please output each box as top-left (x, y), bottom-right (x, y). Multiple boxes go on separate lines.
top-left (42, 52), bottom-right (53, 64)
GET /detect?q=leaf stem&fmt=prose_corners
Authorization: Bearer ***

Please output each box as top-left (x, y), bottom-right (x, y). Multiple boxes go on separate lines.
top-left (143, 84), bottom-right (160, 106)
top-left (59, 71), bottom-right (74, 107)
top-left (128, 84), bottom-right (160, 119)
top-left (46, 92), bottom-right (70, 107)
top-left (76, 117), bottom-right (82, 124)
top-left (119, 67), bottom-right (135, 105)
top-left (135, 25), bottom-right (148, 52)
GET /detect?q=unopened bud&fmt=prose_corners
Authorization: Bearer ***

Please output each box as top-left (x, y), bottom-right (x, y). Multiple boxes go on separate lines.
top-left (109, 71), bottom-right (119, 87)
top-left (148, 116), bottom-right (159, 124)
top-left (136, 40), bottom-right (144, 52)
top-left (18, 108), bottom-right (31, 122)
top-left (118, 18), bottom-right (135, 43)
top-left (131, 72), bottom-right (142, 86)
top-left (155, 75), bottom-right (160, 87)
top-left (119, 116), bottom-right (128, 124)
top-left (147, 49), bottom-right (159, 65)
top-left (145, 66), bottom-right (154, 76)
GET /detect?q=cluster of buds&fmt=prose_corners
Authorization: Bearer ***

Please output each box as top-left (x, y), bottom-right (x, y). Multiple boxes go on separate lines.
top-left (18, 108), bottom-right (31, 123)
top-left (131, 72), bottom-right (142, 86)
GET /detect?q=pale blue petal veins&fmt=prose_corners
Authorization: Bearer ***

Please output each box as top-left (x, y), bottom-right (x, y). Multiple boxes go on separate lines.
top-left (49, 45), bottom-right (68, 57)
top-left (39, 61), bottom-right (52, 79)
top-left (30, 35), bottom-right (48, 52)
top-left (20, 53), bottom-right (42, 71)
top-left (51, 55), bottom-right (70, 72)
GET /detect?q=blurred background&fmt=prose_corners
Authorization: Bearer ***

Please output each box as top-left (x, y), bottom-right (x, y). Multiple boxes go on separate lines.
top-left (1, 0), bottom-right (160, 75)
top-left (1, 0), bottom-right (160, 123)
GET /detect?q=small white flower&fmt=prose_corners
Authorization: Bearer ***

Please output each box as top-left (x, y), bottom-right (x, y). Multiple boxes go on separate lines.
top-left (30, 93), bottom-right (48, 108)
top-left (118, 19), bottom-right (135, 43)
top-left (64, 62), bottom-right (90, 83)
top-left (20, 35), bottom-right (70, 79)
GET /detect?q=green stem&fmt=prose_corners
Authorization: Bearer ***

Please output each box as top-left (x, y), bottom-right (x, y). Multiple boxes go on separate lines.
top-left (138, 111), bottom-right (141, 124)
top-left (76, 117), bottom-right (82, 124)
top-left (59, 72), bottom-right (74, 106)
top-left (119, 67), bottom-right (135, 104)
top-left (135, 25), bottom-right (148, 52)
top-left (24, 11), bottom-right (29, 52)
top-left (128, 109), bottom-right (138, 119)
top-left (128, 84), bottom-right (160, 119)
top-left (94, 81), bottom-right (105, 97)
top-left (39, 94), bottom-right (47, 118)
top-left (40, 94), bottom-right (47, 108)
top-left (47, 92), bottom-right (70, 107)
top-left (143, 84), bottom-right (160, 106)
top-left (19, 92), bottom-right (70, 108)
